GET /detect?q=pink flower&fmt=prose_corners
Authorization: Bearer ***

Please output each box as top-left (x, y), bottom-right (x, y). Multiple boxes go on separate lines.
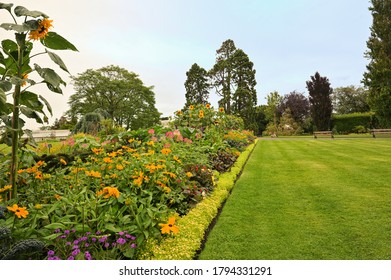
top-left (165, 131), bottom-right (174, 139)
top-left (183, 138), bottom-right (193, 144)
top-left (163, 143), bottom-right (171, 148)
top-left (151, 136), bottom-right (158, 142)
top-left (148, 129), bottom-right (155, 134)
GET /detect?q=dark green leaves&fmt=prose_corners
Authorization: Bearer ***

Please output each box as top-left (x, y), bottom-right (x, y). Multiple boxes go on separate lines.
top-left (41, 32), bottom-right (78, 51)
top-left (14, 6), bottom-right (48, 18)
top-left (0, 3), bottom-right (13, 13)
top-left (46, 50), bottom-right (70, 73)
top-left (35, 64), bottom-right (66, 92)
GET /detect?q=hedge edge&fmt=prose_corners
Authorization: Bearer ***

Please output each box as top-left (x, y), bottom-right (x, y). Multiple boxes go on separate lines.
top-left (139, 139), bottom-right (258, 260)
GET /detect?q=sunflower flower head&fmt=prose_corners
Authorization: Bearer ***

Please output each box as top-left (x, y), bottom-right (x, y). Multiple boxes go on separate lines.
top-left (28, 18), bottom-right (53, 41)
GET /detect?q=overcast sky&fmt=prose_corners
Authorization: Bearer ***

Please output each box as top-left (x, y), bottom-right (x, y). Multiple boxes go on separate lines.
top-left (1, 0), bottom-right (372, 129)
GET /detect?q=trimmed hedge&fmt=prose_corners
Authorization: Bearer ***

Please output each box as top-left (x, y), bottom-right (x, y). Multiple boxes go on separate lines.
top-left (138, 140), bottom-right (258, 260)
top-left (332, 112), bottom-right (376, 134)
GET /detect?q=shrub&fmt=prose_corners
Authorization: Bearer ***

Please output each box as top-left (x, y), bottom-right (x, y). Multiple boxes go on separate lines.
top-left (331, 112), bottom-right (375, 134)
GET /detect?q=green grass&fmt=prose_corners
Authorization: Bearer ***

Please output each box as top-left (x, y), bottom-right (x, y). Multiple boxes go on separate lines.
top-left (199, 138), bottom-right (391, 260)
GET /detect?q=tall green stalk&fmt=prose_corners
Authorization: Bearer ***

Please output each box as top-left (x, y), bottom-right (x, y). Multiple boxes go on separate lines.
top-left (9, 34), bottom-right (25, 200)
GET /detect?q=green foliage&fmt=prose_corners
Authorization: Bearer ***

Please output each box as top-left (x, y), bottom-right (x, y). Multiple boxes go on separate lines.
top-left (363, 0), bottom-right (391, 127)
top-left (184, 63), bottom-right (210, 107)
top-left (306, 72), bottom-right (333, 131)
top-left (332, 112), bottom-right (376, 134)
top-left (67, 65), bottom-right (161, 131)
top-left (332, 86), bottom-right (370, 114)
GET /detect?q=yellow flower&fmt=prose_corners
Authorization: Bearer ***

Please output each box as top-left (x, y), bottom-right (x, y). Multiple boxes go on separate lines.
top-left (60, 158), bottom-right (67, 165)
top-left (0, 185), bottom-right (12, 193)
top-left (54, 194), bottom-right (61, 200)
top-left (103, 157), bottom-right (113, 163)
top-left (186, 172), bottom-right (193, 178)
top-left (28, 18), bottom-right (53, 40)
top-left (98, 187), bottom-right (120, 199)
top-left (160, 216), bottom-right (179, 234)
top-left (173, 156), bottom-right (181, 163)
top-left (116, 164), bottom-right (124, 171)
top-left (161, 148), bottom-right (172, 155)
top-left (146, 141), bottom-right (155, 146)
top-left (176, 110), bottom-right (183, 116)
top-left (21, 73), bottom-right (28, 87)
top-left (133, 171), bottom-right (145, 187)
top-left (205, 103), bottom-right (211, 109)
top-left (219, 107), bottom-right (224, 113)
top-left (7, 204), bottom-right (29, 219)
top-left (34, 204), bottom-right (43, 210)
top-left (92, 147), bottom-right (104, 155)
top-left (35, 171), bottom-right (43, 180)
top-left (108, 151), bottom-right (117, 157)
top-left (85, 170), bottom-right (102, 178)
top-left (198, 110), bottom-right (204, 119)
top-left (189, 105), bottom-right (195, 110)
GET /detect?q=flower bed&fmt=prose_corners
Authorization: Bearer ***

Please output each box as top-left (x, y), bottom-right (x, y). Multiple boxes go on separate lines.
top-left (0, 104), bottom-right (257, 260)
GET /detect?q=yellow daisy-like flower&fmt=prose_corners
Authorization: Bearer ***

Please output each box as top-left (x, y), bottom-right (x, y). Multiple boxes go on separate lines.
top-left (176, 110), bottom-right (183, 116)
top-left (28, 18), bottom-right (53, 41)
top-left (116, 164), bottom-right (124, 171)
top-left (173, 156), bottom-right (181, 163)
top-left (97, 187), bottom-right (120, 199)
top-left (7, 204), bottom-right (29, 219)
top-left (205, 104), bottom-right (211, 109)
top-left (0, 185), bottom-right (12, 193)
top-left (103, 157), bottom-right (113, 163)
top-left (34, 204), bottom-right (43, 210)
top-left (160, 216), bottom-right (179, 235)
top-left (198, 110), bottom-right (204, 119)
top-left (85, 170), bottom-right (102, 178)
top-left (161, 148), bottom-right (172, 155)
top-left (219, 107), bottom-right (224, 113)
top-left (186, 172), bottom-right (193, 178)
top-left (92, 147), bottom-right (104, 155)
top-left (189, 105), bottom-right (195, 110)
top-left (60, 158), bottom-right (67, 165)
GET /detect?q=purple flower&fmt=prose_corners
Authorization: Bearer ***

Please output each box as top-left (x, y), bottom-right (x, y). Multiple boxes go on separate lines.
top-left (71, 249), bottom-right (81, 256)
top-left (54, 228), bottom-right (61, 233)
top-left (80, 236), bottom-right (88, 241)
top-left (96, 230), bottom-right (102, 235)
top-left (60, 235), bottom-right (67, 239)
top-left (104, 242), bottom-right (110, 248)
top-left (65, 242), bottom-right (71, 246)
top-left (85, 251), bottom-right (92, 260)
top-left (116, 238), bottom-right (126, 245)
top-left (85, 243), bottom-right (90, 248)
top-left (131, 243), bottom-right (137, 248)
top-left (99, 236), bottom-right (107, 243)
top-left (67, 256), bottom-right (75, 260)
top-left (73, 240), bottom-right (79, 245)
top-left (48, 256), bottom-right (61, 260)
top-left (71, 229), bottom-right (76, 233)
top-left (118, 231), bottom-right (124, 236)
top-left (86, 232), bottom-right (91, 235)
top-left (72, 245), bottom-right (79, 250)
top-left (91, 237), bottom-right (97, 242)
top-left (47, 250), bottom-right (55, 256)
top-left (64, 229), bottom-right (70, 235)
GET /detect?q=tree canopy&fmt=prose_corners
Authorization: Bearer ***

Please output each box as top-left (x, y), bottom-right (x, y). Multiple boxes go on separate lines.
top-left (306, 72), bottom-right (333, 131)
top-left (67, 65), bottom-right (161, 130)
top-left (184, 63), bottom-right (210, 107)
top-left (331, 86), bottom-right (370, 114)
top-left (363, 0), bottom-right (391, 127)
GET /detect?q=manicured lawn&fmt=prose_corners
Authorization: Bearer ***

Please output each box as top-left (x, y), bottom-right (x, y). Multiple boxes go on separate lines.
top-left (199, 138), bottom-right (391, 260)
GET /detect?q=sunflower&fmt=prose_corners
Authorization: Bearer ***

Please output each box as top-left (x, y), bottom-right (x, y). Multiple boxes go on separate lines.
top-left (219, 107), bottom-right (225, 113)
top-left (28, 18), bottom-right (53, 40)
top-left (198, 110), bottom-right (204, 119)
top-left (7, 204), bottom-right (29, 219)
top-left (189, 105), bottom-right (195, 110)
top-left (160, 216), bottom-right (179, 234)
top-left (205, 104), bottom-right (211, 109)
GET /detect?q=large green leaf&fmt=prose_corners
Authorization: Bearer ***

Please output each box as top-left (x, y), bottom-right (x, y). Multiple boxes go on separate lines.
top-left (46, 50), bottom-right (70, 73)
top-left (0, 3), bottom-right (13, 13)
top-left (14, 6), bottom-right (48, 18)
top-left (39, 94), bottom-right (53, 115)
top-left (0, 88), bottom-right (6, 105)
top-left (0, 23), bottom-right (31, 33)
top-left (34, 64), bottom-right (65, 89)
top-left (20, 91), bottom-right (44, 113)
top-left (41, 32), bottom-right (78, 51)
top-left (0, 80), bottom-right (12, 92)
top-left (1, 39), bottom-right (18, 54)
top-left (20, 106), bottom-right (43, 123)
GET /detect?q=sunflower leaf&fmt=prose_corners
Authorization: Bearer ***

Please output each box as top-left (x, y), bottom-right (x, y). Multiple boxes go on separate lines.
top-left (0, 3), bottom-right (13, 13)
top-left (41, 32), bottom-right (78, 51)
top-left (46, 50), bottom-right (70, 73)
top-left (14, 6), bottom-right (48, 18)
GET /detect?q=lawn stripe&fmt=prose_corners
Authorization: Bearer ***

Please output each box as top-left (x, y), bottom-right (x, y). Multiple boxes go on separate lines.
top-left (199, 139), bottom-right (391, 260)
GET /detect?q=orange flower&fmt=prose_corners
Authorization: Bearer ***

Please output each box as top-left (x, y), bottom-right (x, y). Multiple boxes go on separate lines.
top-left (28, 18), bottom-right (53, 40)
top-left (219, 107), bottom-right (224, 113)
top-left (98, 187), bottom-right (120, 199)
top-left (60, 158), bottom-right (67, 165)
top-left (160, 216), bottom-right (179, 234)
top-left (85, 170), bottom-right (102, 178)
top-left (205, 104), bottom-right (211, 109)
top-left (103, 157), bottom-right (113, 163)
top-left (189, 105), bottom-right (195, 110)
top-left (7, 204), bottom-right (29, 219)
top-left (161, 148), bottom-right (172, 155)
top-left (198, 110), bottom-right (204, 119)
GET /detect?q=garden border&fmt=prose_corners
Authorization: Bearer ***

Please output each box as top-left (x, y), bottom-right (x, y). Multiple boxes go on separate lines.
top-left (139, 139), bottom-right (258, 260)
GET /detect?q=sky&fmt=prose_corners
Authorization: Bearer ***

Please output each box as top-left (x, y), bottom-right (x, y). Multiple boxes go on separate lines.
top-left (1, 0), bottom-right (372, 130)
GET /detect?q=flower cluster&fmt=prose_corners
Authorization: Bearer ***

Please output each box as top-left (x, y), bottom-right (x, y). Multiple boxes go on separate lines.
top-left (47, 229), bottom-right (137, 260)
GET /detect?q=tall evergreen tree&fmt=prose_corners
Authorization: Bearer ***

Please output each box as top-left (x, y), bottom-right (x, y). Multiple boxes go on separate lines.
top-left (363, 0), bottom-right (391, 127)
top-left (184, 63), bottom-right (210, 107)
top-left (306, 72), bottom-right (333, 131)
top-left (231, 49), bottom-right (257, 129)
top-left (209, 39), bottom-right (237, 114)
